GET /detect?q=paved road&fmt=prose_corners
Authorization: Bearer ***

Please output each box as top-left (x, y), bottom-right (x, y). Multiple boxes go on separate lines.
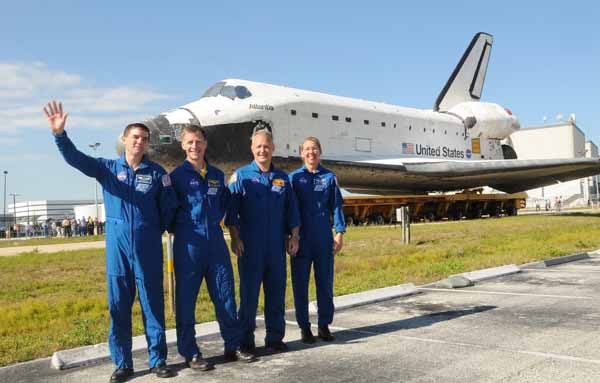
top-left (0, 240), bottom-right (107, 256)
top-left (3, 256), bottom-right (600, 382)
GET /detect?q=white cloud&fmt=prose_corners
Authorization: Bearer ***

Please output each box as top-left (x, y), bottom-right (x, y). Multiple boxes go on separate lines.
top-left (0, 62), bottom-right (81, 100)
top-left (0, 62), bottom-right (171, 135)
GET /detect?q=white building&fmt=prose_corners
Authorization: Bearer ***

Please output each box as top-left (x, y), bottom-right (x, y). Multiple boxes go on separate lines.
top-left (7, 199), bottom-right (103, 224)
top-left (506, 121), bottom-right (599, 208)
top-left (74, 204), bottom-right (106, 222)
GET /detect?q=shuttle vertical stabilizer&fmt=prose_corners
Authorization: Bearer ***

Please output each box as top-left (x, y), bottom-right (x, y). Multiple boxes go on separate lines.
top-left (434, 32), bottom-right (493, 112)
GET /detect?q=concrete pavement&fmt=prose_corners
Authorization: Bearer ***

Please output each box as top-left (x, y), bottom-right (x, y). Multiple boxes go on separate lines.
top-left (3, 254), bottom-right (600, 382)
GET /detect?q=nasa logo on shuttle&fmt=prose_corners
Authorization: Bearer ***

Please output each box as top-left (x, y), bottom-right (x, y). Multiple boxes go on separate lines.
top-left (466, 149), bottom-right (472, 159)
top-left (249, 104), bottom-right (274, 111)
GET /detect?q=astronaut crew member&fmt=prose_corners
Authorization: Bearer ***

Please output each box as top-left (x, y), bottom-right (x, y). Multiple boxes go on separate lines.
top-left (44, 101), bottom-right (177, 383)
top-left (226, 127), bottom-right (300, 353)
top-left (289, 137), bottom-right (345, 343)
top-left (168, 125), bottom-right (256, 370)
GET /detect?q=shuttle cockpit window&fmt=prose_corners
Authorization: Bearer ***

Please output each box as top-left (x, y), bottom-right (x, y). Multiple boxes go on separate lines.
top-left (201, 82), bottom-right (252, 101)
top-left (201, 81), bottom-right (225, 98)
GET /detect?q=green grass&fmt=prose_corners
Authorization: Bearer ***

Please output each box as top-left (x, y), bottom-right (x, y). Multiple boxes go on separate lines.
top-left (2, 214), bottom-right (600, 366)
top-left (0, 235), bottom-right (105, 248)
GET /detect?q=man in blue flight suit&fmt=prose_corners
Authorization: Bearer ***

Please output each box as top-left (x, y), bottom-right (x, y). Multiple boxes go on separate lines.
top-left (289, 137), bottom-right (345, 343)
top-left (44, 101), bottom-right (177, 383)
top-left (226, 128), bottom-right (300, 353)
top-left (169, 125), bottom-right (256, 370)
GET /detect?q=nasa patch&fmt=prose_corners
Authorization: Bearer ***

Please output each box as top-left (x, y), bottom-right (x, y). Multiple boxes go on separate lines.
top-left (189, 179), bottom-right (200, 188)
top-left (299, 177), bottom-right (308, 184)
top-left (117, 171), bottom-right (127, 182)
top-left (466, 149), bottom-right (472, 159)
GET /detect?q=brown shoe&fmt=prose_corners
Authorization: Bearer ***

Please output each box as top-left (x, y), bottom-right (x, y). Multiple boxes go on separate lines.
top-left (185, 355), bottom-right (214, 371)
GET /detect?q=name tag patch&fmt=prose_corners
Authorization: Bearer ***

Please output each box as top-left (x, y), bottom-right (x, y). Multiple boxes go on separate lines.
top-left (136, 174), bottom-right (152, 184)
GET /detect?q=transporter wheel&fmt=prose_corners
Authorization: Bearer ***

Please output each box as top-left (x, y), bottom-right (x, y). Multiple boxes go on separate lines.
top-left (424, 212), bottom-right (436, 222)
top-left (451, 209), bottom-right (463, 221)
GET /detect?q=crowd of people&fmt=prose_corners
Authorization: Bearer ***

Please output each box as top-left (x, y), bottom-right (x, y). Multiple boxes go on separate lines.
top-left (45, 101), bottom-right (345, 383)
top-left (4, 217), bottom-right (104, 238)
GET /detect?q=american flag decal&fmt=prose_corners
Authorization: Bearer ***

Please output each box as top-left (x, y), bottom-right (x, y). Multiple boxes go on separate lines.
top-left (402, 142), bottom-right (414, 154)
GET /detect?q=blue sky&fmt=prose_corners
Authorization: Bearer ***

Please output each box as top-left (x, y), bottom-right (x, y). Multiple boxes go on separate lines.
top-left (1, 1), bottom-right (599, 208)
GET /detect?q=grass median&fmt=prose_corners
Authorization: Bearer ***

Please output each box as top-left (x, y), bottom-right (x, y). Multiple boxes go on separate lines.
top-left (1, 213), bottom-right (600, 366)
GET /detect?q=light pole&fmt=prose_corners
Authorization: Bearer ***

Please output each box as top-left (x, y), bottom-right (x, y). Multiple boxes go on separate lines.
top-left (3, 170), bottom-right (6, 232)
top-left (88, 143), bottom-right (101, 220)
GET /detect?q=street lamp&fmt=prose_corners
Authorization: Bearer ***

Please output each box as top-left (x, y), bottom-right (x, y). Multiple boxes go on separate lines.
top-left (88, 143), bottom-right (101, 220)
top-left (3, 170), bottom-right (7, 232)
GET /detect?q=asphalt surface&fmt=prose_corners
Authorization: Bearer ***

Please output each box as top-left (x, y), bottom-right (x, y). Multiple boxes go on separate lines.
top-left (3, 256), bottom-right (600, 382)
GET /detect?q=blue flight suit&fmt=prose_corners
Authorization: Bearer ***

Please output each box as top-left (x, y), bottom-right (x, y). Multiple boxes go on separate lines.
top-left (225, 161), bottom-right (300, 348)
top-left (289, 164), bottom-right (345, 330)
top-left (169, 160), bottom-right (241, 358)
top-left (54, 131), bottom-right (177, 369)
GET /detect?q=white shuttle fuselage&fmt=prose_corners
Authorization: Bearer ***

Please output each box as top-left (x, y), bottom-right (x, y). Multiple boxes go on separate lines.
top-left (165, 78), bottom-right (518, 165)
top-left (140, 33), bottom-right (600, 194)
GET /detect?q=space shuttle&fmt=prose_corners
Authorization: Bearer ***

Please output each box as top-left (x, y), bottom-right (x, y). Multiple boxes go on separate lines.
top-left (140, 32), bottom-right (600, 194)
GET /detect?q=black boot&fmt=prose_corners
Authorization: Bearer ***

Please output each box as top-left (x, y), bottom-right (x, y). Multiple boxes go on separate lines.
top-left (150, 362), bottom-right (176, 378)
top-left (109, 368), bottom-right (133, 383)
top-left (265, 340), bottom-right (288, 352)
top-left (185, 355), bottom-right (214, 371)
top-left (318, 325), bottom-right (335, 342)
top-left (301, 328), bottom-right (316, 344)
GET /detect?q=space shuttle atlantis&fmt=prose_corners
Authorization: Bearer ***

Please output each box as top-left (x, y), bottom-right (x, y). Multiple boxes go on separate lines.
top-left (142, 32), bottom-right (600, 194)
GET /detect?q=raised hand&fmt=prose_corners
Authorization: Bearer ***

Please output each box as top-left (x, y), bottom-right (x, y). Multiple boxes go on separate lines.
top-left (43, 100), bottom-right (68, 135)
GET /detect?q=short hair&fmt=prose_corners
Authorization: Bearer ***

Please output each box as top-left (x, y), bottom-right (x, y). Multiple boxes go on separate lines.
top-left (302, 136), bottom-right (322, 153)
top-left (123, 122), bottom-right (150, 138)
top-left (180, 124), bottom-right (207, 141)
top-left (251, 127), bottom-right (273, 144)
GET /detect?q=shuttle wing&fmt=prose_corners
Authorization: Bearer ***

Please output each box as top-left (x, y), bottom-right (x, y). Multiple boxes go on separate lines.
top-left (324, 158), bottom-right (600, 194)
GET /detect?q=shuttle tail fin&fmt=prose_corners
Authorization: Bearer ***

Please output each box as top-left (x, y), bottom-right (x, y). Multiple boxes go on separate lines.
top-left (434, 32), bottom-right (493, 112)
